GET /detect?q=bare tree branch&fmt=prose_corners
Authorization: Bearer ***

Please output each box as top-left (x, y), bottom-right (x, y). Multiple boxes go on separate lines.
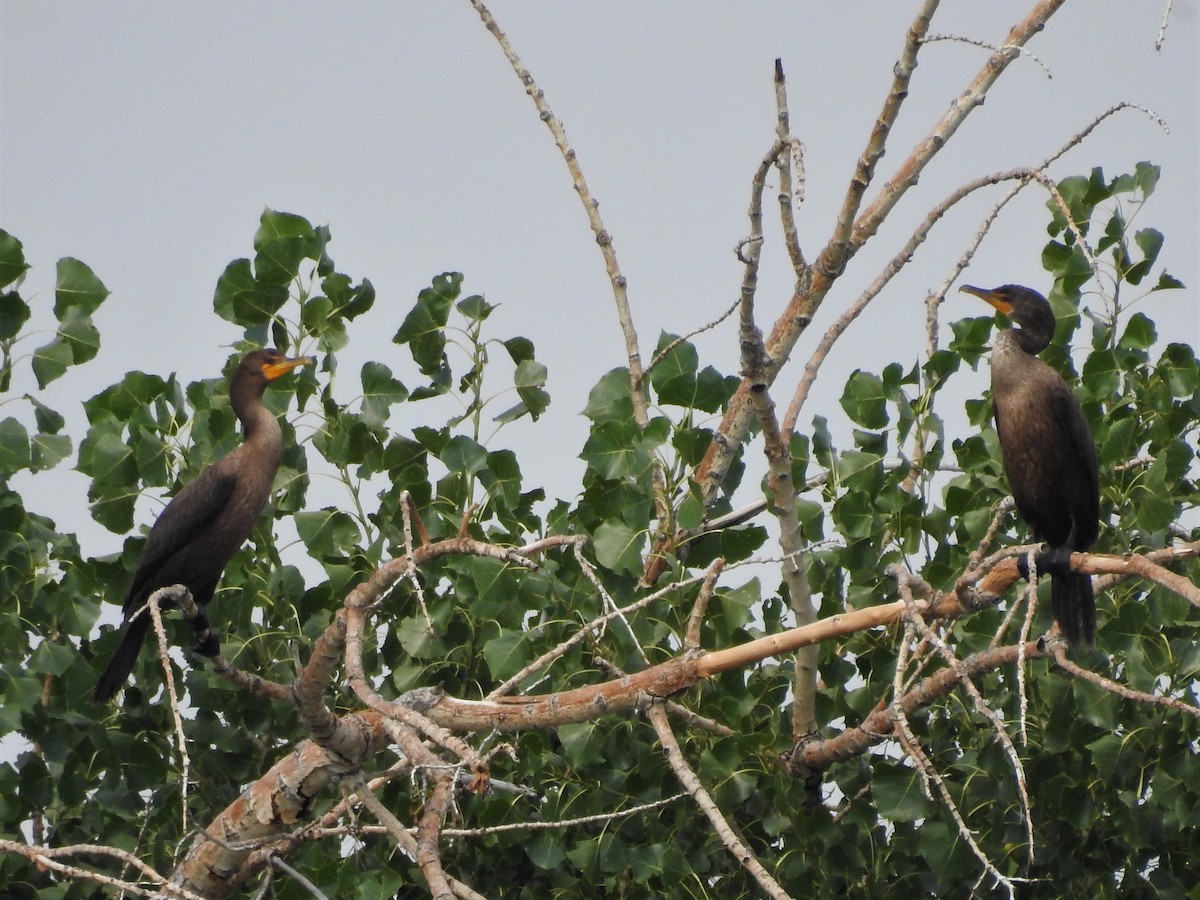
top-left (646, 701), bottom-right (792, 900)
top-left (467, 0), bottom-right (647, 424)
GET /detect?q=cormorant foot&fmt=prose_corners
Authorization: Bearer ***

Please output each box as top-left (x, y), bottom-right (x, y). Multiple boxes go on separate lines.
top-left (194, 631), bottom-right (221, 657)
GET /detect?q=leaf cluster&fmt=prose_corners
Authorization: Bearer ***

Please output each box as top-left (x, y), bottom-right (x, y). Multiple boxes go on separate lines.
top-left (0, 163), bottom-right (1195, 897)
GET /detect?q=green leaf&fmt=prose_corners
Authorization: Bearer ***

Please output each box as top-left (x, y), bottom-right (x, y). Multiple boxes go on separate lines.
top-left (694, 366), bottom-right (736, 413)
top-left (582, 368), bottom-right (633, 423)
top-left (359, 362), bottom-right (408, 427)
top-left (54, 257), bottom-right (109, 318)
top-left (649, 333), bottom-right (699, 407)
top-left (30, 336), bottom-right (74, 388)
top-left (947, 316), bottom-right (994, 367)
top-left (872, 764), bottom-right (934, 822)
top-left (676, 491), bottom-right (704, 530)
top-left (481, 633), bottom-right (527, 680)
top-left (28, 640), bottom-right (75, 676)
top-left (0, 290), bottom-right (31, 341)
top-left (30, 433), bottom-right (71, 472)
top-left (580, 421), bottom-right (642, 480)
top-left (253, 209), bottom-right (318, 284)
top-left (558, 722), bottom-right (606, 767)
top-left (1132, 160), bottom-right (1160, 198)
top-left (77, 422), bottom-right (138, 484)
top-left (0, 230), bottom-right (29, 289)
top-left (503, 336), bottom-right (535, 364)
top-left (322, 272), bottom-right (375, 320)
top-left (1134, 228), bottom-right (1164, 268)
top-left (439, 435), bottom-right (489, 476)
top-left (593, 520), bottom-right (644, 576)
top-left (1118, 313), bottom-right (1156, 352)
top-left (255, 208), bottom-right (317, 244)
top-left (30, 306), bottom-right (100, 387)
top-left (396, 614), bottom-right (443, 659)
top-left (294, 508), bottom-right (362, 559)
top-left (213, 257), bottom-right (289, 325)
top-left (1157, 343), bottom-right (1199, 397)
top-left (27, 396), bottom-right (65, 434)
top-left (480, 449), bottom-right (522, 509)
top-left (840, 370), bottom-right (888, 429)
top-left (84, 370), bottom-right (171, 424)
top-left (456, 293), bottom-right (494, 322)
top-left (511, 358), bottom-right (550, 421)
top-left (1152, 270), bottom-right (1184, 292)
top-left (0, 417), bottom-right (32, 472)
top-left (393, 273), bottom-right (459, 376)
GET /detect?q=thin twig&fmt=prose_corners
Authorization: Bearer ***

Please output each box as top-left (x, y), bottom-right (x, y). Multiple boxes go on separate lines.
top-left (892, 566), bottom-right (1035, 863)
top-left (574, 541), bottom-right (649, 664)
top-left (142, 586), bottom-right (191, 832)
top-left (467, 0), bottom-right (646, 426)
top-left (487, 567), bottom-right (713, 699)
top-left (0, 839), bottom-right (205, 900)
top-left (772, 59), bottom-right (806, 275)
top-left (645, 701), bottom-right (791, 900)
top-left (401, 490), bottom-right (434, 632)
top-left (1156, 0), bottom-right (1174, 50)
top-left (268, 855), bottom-right (330, 900)
top-left (442, 793), bottom-right (687, 837)
top-left (1052, 644), bottom-right (1200, 718)
top-left (684, 559), bottom-right (725, 650)
top-left (922, 34), bottom-right (1052, 78)
top-left (645, 300), bottom-right (739, 377)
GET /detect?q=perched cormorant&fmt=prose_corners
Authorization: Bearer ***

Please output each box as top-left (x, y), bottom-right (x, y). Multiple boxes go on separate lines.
top-left (92, 349), bottom-right (311, 702)
top-left (960, 284), bottom-right (1100, 646)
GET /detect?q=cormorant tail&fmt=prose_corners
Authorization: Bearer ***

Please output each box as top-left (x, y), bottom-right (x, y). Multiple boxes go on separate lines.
top-left (92, 615), bottom-right (149, 704)
top-left (1051, 568), bottom-right (1095, 647)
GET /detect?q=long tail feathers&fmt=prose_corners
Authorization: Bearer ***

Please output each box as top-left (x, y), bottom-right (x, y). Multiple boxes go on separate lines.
top-left (1051, 569), bottom-right (1096, 647)
top-left (92, 615), bottom-right (149, 704)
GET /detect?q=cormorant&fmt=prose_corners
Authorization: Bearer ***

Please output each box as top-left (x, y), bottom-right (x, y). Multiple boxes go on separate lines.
top-left (92, 348), bottom-right (311, 702)
top-left (960, 284), bottom-right (1100, 646)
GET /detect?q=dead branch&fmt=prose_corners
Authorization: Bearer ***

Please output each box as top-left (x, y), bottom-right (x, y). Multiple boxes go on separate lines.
top-left (171, 712), bottom-right (392, 898)
top-left (416, 777), bottom-right (458, 900)
top-left (0, 839), bottom-right (204, 900)
top-left (645, 701), bottom-right (792, 900)
top-left (789, 639), bottom-right (1047, 774)
top-left (684, 559), bottom-right (725, 650)
top-left (466, 0), bottom-right (646, 426)
top-left (892, 566), bottom-right (1035, 863)
top-left (773, 58), bottom-right (806, 275)
top-left (697, 0), bottom-right (1067, 510)
top-left (1051, 644), bottom-right (1200, 719)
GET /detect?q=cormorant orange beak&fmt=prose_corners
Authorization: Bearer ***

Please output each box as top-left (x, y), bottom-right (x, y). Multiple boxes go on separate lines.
top-left (262, 356), bottom-right (313, 381)
top-left (959, 284), bottom-right (1013, 316)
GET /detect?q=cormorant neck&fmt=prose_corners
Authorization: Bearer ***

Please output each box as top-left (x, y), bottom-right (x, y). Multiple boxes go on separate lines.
top-left (230, 380), bottom-right (276, 443)
top-left (1010, 325), bottom-right (1049, 355)
top-left (1008, 297), bottom-right (1056, 355)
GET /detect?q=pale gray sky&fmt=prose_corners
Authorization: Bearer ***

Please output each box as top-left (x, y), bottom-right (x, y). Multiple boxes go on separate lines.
top-left (1, 2), bottom-right (1196, 554)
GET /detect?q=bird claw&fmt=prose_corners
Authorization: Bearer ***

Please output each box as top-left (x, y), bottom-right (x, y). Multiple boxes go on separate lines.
top-left (1015, 546), bottom-right (1074, 582)
top-left (194, 631), bottom-right (222, 657)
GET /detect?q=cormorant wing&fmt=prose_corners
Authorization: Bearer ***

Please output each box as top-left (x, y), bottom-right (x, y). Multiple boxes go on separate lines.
top-left (123, 468), bottom-right (237, 616)
top-left (1048, 385), bottom-right (1100, 546)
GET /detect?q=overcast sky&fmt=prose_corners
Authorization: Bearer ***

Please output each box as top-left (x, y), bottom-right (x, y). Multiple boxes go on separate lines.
top-left (1, 1), bottom-right (1196, 556)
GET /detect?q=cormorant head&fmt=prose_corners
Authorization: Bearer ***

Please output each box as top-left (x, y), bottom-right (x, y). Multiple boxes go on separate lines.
top-left (229, 350), bottom-right (313, 403)
top-left (959, 284), bottom-right (1056, 354)
top-left (235, 348), bottom-right (312, 384)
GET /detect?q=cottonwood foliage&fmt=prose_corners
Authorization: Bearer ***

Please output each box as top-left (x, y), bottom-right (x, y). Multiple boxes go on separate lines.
top-left (0, 174), bottom-right (1196, 898)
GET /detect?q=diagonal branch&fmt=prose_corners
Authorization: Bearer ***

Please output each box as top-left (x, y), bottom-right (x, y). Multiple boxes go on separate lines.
top-left (696, 0), bottom-right (1068, 510)
top-left (645, 701), bottom-right (791, 900)
top-left (817, 0), bottom-right (937, 280)
top-left (468, 0), bottom-right (647, 424)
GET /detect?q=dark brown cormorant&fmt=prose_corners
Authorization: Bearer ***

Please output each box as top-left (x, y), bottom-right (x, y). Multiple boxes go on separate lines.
top-left (92, 349), bottom-right (311, 702)
top-left (960, 284), bottom-right (1100, 646)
